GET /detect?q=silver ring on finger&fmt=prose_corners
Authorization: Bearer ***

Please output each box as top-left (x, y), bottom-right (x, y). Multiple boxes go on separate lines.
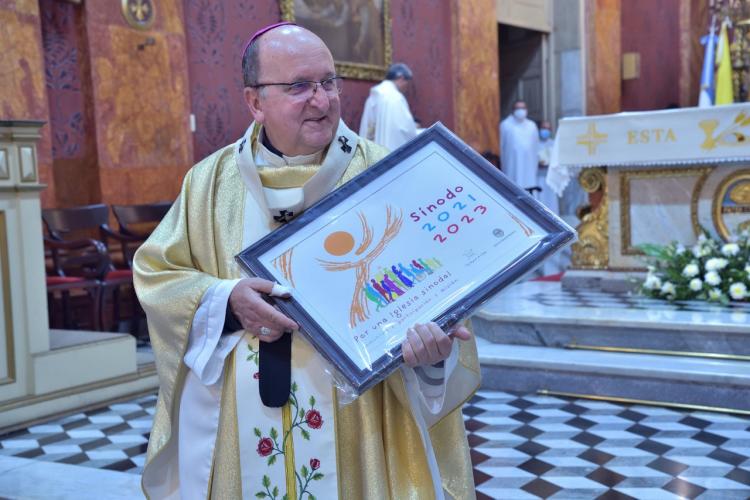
top-left (259, 326), bottom-right (272, 337)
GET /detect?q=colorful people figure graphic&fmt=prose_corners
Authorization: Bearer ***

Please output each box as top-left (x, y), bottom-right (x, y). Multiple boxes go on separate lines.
top-left (391, 265), bottom-right (414, 288)
top-left (408, 262), bottom-right (426, 280)
top-left (381, 273), bottom-right (405, 297)
top-left (372, 276), bottom-right (395, 301)
top-left (398, 262), bottom-right (419, 282)
top-left (364, 283), bottom-right (389, 310)
top-left (385, 268), bottom-right (410, 290)
top-left (414, 259), bottom-right (433, 275)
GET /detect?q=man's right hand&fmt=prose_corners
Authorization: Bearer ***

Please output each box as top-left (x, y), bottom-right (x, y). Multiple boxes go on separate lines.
top-left (228, 278), bottom-right (298, 343)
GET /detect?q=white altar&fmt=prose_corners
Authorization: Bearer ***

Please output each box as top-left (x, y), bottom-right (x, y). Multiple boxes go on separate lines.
top-left (548, 103), bottom-right (750, 272)
top-left (0, 121), bottom-right (157, 430)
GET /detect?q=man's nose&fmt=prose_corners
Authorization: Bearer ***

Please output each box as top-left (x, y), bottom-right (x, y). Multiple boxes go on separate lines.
top-left (308, 84), bottom-right (331, 110)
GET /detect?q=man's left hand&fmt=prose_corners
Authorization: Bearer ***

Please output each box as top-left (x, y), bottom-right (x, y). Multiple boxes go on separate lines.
top-left (402, 322), bottom-right (472, 367)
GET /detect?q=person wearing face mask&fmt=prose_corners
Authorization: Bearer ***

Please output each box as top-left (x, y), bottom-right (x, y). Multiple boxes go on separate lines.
top-left (359, 63), bottom-right (419, 150)
top-left (499, 100), bottom-right (540, 192)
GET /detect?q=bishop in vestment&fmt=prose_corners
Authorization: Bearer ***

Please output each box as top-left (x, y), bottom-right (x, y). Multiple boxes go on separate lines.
top-left (134, 24), bottom-right (480, 500)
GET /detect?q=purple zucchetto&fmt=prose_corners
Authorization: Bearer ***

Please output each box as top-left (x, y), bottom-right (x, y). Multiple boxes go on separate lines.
top-left (242, 22), bottom-right (297, 56)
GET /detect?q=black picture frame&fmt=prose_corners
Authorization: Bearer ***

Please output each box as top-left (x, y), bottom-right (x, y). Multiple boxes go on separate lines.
top-left (236, 122), bottom-right (576, 395)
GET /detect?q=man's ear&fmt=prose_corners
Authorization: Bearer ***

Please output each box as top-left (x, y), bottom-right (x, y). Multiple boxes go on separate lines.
top-left (244, 87), bottom-right (264, 124)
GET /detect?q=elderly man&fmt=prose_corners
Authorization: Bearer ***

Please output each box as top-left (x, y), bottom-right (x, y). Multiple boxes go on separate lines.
top-left (359, 62), bottom-right (418, 150)
top-left (134, 23), bottom-right (478, 500)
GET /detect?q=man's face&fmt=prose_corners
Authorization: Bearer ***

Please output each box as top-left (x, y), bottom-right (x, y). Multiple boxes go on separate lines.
top-left (245, 32), bottom-right (340, 156)
top-left (394, 76), bottom-right (410, 94)
top-left (513, 102), bottom-right (527, 112)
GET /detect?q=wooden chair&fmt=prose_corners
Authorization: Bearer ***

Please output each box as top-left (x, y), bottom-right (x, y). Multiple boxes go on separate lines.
top-left (111, 202), bottom-right (171, 268)
top-left (42, 204), bottom-right (140, 332)
top-left (111, 202), bottom-right (171, 338)
top-left (45, 236), bottom-right (108, 330)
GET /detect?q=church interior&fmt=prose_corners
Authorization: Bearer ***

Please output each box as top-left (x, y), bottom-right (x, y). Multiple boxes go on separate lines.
top-left (1, 0), bottom-right (750, 498)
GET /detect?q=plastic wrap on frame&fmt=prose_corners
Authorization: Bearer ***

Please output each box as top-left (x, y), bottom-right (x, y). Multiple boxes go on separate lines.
top-left (236, 122), bottom-right (578, 401)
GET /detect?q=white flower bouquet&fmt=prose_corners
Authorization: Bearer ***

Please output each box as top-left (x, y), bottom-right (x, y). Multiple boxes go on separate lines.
top-left (639, 229), bottom-right (750, 304)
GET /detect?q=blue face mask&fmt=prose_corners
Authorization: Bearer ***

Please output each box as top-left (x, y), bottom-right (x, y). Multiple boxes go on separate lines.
top-left (540, 129), bottom-right (551, 140)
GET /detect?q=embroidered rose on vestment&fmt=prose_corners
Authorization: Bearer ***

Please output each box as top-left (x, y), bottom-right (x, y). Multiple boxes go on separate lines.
top-left (257, 437), bottom-right (273, 457)
top-left (305, 409), bottom-right (323, 429)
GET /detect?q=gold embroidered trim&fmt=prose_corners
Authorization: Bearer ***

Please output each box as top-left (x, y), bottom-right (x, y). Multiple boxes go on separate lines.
top-left (257, 166), bottom-right (321, 188)
top-left (282, 402), bottom-right (297, 499)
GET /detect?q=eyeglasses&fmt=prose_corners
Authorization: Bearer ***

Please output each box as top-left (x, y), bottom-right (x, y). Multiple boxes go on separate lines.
top-left (252, 76), bottom-right (344, 100)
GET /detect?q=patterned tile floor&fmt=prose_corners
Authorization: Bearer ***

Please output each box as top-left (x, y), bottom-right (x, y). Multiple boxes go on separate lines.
top-left (0, 395), bottom-right (155, 476)
top-left (1, 390), bottom-right (750, 499)
top-left (467, 391), bottom-right (750, 499)
top-left (529, 286), bottom-right (750, 314)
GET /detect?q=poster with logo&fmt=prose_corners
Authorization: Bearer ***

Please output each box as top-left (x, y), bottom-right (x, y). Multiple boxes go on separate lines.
top-left (237, 123), bottom-right (576, 394)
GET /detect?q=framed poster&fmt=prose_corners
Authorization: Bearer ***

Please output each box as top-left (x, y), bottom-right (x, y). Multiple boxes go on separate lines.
top-left (237, 123), bottom-right (576, 394)
top-left (279, 0), bottom-right (392, 80)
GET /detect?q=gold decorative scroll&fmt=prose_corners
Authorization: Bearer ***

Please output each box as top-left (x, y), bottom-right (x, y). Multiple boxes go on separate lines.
top-left (571, 168), bottom-right (609, 269)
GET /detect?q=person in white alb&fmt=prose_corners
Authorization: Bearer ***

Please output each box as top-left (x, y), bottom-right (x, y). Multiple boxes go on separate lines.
top-left (359, 62), bottom-right (418, 150)
top-left (499, 100), bottom-right (539, 191)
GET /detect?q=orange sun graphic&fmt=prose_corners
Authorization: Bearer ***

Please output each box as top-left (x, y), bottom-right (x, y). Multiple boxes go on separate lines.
top-left (324, 231), bottom-right (355, 256)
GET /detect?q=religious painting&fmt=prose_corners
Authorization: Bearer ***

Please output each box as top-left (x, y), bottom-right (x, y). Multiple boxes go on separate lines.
top-left (237, 123), bottom-right (575, 394)
top-left (713, 170), bottom-right (750, 241)
top-left (280, 0), bottom-right (392, 80)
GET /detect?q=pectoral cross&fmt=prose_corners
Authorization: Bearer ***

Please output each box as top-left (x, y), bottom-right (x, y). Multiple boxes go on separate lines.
top-left (274, 210), bottom-right (295, 224)
top-left (338, 136), bottom-right (352, 153)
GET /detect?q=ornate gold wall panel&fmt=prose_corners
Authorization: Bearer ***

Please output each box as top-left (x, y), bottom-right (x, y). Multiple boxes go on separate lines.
top-left (619, 167), bottom-right (711, 255)
top-left (453, 0), bottom-right (500, 155)
top-left (571, 168), bottom-right (609, 269)
top-left (585, 0), bottom-right (622, 115)
top-left (0, 4), bottom-right (55, 206)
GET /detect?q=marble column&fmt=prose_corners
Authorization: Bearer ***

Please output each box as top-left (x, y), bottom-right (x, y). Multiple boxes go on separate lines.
top-left (83, 0), bottom-right (193, 206)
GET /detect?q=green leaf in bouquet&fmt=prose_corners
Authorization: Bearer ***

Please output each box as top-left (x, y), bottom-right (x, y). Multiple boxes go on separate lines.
top-left (270, 427), bottom-right (278, 440)
top-left (263, 475), bottom-right (271, 488)
top-left (254, 427), bottom-right (262, 438)
top-left (256, 493), bottom-right (267, 498)
top-left (637, 243), bottom-right (670, 259)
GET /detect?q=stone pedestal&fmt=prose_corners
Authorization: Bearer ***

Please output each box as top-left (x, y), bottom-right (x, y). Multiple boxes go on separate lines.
top-left (0, 121), bottom-right (156, 430)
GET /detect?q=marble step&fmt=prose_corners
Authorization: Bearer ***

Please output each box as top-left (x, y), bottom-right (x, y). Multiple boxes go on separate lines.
top-left (473, 281), bottom-right (750, 358)
top-left (477, 339), bottom-right (750, 412)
